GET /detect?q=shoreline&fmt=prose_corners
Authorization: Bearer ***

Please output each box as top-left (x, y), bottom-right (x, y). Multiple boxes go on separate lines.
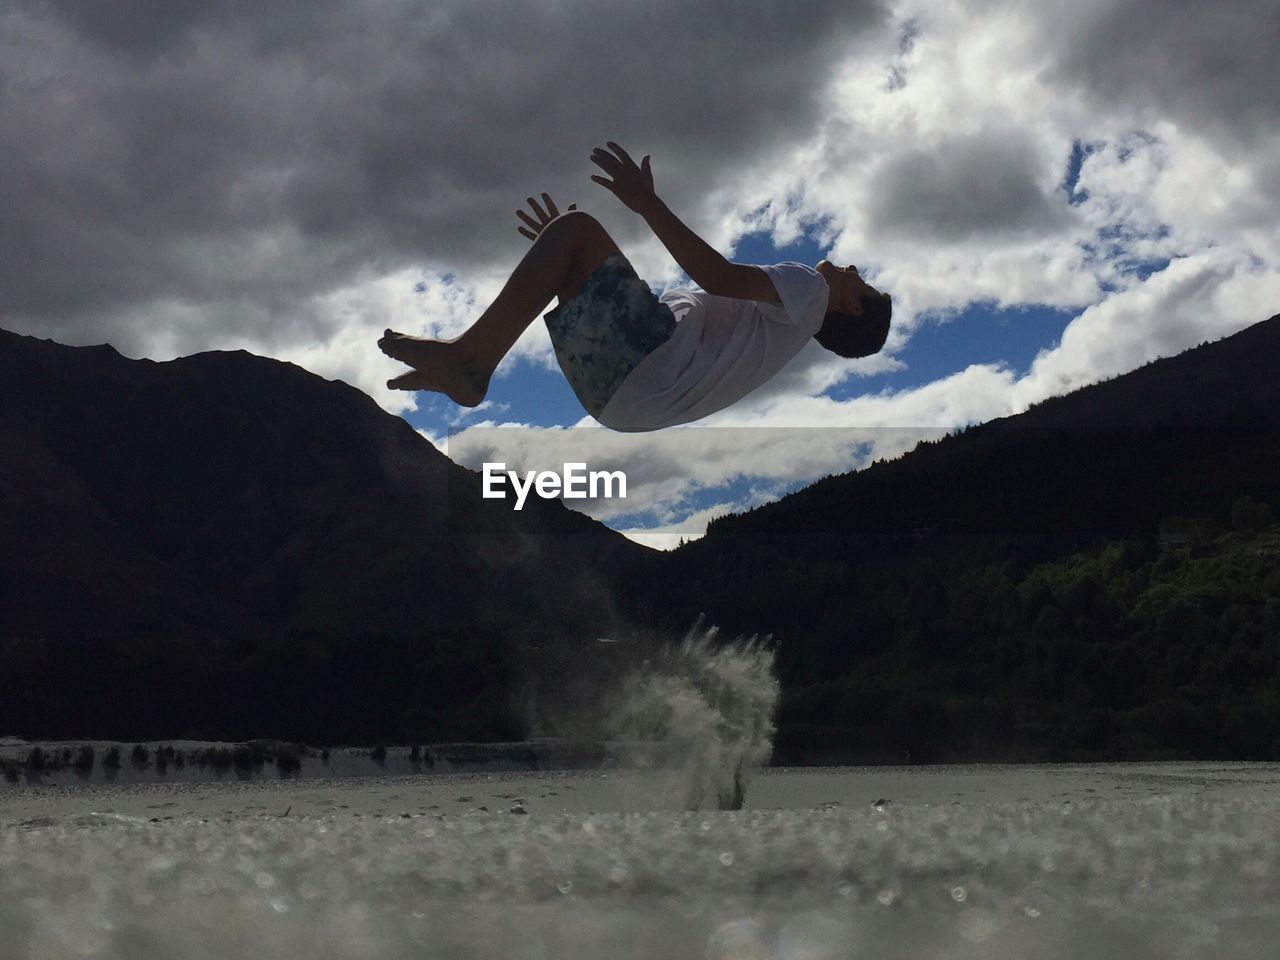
top-left (0, 735), bottom-right (668, 788)
top-left (5, 756), bottom-right (1279, 827)
top-left (0, 734), bottom-right (1206, 789)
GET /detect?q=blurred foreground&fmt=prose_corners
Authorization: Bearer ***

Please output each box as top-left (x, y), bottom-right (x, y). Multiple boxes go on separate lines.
top-left (3, 763), bottom-right (1279, 959)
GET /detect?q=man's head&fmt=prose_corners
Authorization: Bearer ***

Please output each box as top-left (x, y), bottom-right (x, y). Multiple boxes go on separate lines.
top-left (813, 260), bottom-right (891, 358)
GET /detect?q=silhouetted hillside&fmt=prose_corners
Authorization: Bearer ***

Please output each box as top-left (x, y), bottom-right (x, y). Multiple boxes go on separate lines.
top-left (716, 313), bottom-right (1280, 538)
top-left (0, 329), bottom-right (645, 741)
top-left (626, 314), bottom-right (1280, 763)
top-left (4, 314), bottom-right (1278, 762)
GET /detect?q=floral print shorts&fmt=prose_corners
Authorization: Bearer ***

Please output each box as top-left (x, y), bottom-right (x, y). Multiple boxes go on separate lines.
top-left (543, 253), bottom-right (677, 418)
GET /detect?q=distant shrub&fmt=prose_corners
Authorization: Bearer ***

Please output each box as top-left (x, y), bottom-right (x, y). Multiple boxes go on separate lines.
top-left (1, 758), bottom-right (20, 783)
top-left (320, 748), bottom-right (330, 764)
top-left (72, 746), bottom-right (95, 771)
top-left (130, 744), bottom-right (149, 765)
top-left (155, 744), bottom-right (175, 771)
top-left (371, 744), bottom-right (387, 764)
top-left (410, 744), bottom-right (421, 761)
top-left (246, 741), bottom-right (272, 766)
top-left (26, 746), bottom-right (46, 771)
top-left (276, 744), bottom-right (301, 773)
top-left (103, 746), bottom-right (121, 769)
top-left (197, 746), bottom-right (232, 769)
top-left (231, 745), bottom-right (255, 770)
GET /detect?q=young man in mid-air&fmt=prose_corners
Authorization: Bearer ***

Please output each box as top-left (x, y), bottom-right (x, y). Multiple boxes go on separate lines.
top-left (379, 142), bottom-right (891, 432)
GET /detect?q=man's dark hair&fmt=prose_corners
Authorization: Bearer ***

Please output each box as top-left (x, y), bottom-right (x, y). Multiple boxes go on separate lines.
top-left (814, 292), bottom-right (892, 358)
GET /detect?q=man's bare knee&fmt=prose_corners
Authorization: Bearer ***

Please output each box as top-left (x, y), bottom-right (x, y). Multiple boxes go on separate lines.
top-left (559, 211), bottom-right (620, 258)
top-left (550, 209), bottom-right (601, 238)
top-left (549, 212), bottom-right (622, 305)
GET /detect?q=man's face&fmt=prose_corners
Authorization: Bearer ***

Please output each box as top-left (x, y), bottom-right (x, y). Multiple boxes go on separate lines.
top-left (818, 260), bottom-right (880, 315)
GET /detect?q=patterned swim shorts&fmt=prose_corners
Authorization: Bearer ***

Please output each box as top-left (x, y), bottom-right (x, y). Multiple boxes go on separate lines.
top-left (543, 253), bottom-right (677, 418)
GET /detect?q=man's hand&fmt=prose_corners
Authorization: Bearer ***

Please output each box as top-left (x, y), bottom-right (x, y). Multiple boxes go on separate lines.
top-left (516, 193), bottom-right (577, 241)
top-left (589, 142), bottom-right (657, 216)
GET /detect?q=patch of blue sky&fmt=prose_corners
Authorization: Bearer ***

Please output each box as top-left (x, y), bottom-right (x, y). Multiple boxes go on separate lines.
top-left (720, 222), bottom-right (1078, 399)
top-left (726, 225), bottom-right (826, 280)
top-left (1117, 257), bottom-right (1172, 281)
top-left (599, 472), bottom-right (808, 532)
top-left (415, 273), bottom-right (456, 292)
top-left (1096, 223), bottom-right (1171, 244)
top-left (1083, 223), bottom-right (1175, 291)
top-left (827, 302), bottom-right (1079, 397)
top-left (405, 357), bottom-right (585, 437)
top-left (1061, 139), bottom-right (1101, 206)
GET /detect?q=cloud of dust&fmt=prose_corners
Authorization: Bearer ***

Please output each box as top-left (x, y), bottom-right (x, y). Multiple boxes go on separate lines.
top-left (602, 617), bottom-right (779, 811)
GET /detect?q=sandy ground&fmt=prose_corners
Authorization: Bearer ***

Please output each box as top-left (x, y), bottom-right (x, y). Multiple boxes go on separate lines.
top-left (4, 761), bottom-right (1278, 825)
top-left (5, 762), bottom-right (1280, 958)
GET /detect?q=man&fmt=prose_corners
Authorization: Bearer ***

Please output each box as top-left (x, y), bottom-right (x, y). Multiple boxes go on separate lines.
top-left (379, 142), bottom-right (891, 431)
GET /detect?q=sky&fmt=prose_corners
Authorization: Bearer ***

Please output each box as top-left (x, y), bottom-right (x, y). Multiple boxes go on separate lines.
top-left (3, 0), bottom-right (1278, 548)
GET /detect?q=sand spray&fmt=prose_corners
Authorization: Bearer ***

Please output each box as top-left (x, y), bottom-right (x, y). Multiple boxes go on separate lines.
top-left (600, 617), bottom-right (779, 810)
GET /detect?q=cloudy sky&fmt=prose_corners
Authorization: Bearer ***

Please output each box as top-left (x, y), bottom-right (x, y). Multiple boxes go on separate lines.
top-left (4, 0), bottom-right (1278, 547)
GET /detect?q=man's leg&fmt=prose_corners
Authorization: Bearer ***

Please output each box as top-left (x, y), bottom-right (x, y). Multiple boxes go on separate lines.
top-left (379, 211), bottom-right (621, 405)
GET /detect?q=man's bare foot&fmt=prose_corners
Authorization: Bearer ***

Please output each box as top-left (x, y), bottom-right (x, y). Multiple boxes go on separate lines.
top-left (379, 329), bottom-right (489, 406)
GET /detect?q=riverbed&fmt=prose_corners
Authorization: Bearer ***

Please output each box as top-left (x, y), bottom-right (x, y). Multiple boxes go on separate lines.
top-left (3, 762), bottom-right (1278, 958)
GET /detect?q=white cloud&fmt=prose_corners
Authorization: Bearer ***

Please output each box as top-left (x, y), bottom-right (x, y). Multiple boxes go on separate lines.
top-left (475, 251), bottom-right (1278, 539)
top-left (0, 0), bottom-right (891, 354)
top-left (1016, 251), bottom-right (1280, 406)
top-left (3, 0), bottom-right (1277, 542)
top-left (445, 422), bottom-right (950, 529)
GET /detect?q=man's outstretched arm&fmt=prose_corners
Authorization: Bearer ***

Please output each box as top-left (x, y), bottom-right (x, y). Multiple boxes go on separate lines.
top-left (590, 142), bottom-right (735, 294)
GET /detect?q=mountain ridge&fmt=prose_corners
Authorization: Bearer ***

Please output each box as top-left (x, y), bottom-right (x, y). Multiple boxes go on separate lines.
top-left (2, 314), bottom-right (1277, 757)
top-left (701, 313), bottom-right (1280, 540)
top-left (0, 327), bottom-right (643, 739)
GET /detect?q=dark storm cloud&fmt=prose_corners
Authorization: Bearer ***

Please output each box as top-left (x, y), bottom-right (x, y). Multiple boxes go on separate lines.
top-left (31, 0), bottom-right (226, 60)
top-left (866, 132), bottom-right (1070, 243)
top-left (0, 0), bottom-right (890, 354)
top-left (1046, 0), bottom-right (1280, 148)
top-left (24, 0), bottom-right (351, 61)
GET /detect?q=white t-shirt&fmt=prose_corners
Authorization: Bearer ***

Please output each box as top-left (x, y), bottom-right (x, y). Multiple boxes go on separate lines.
top-left (596, 261), bottom-right (830, 431)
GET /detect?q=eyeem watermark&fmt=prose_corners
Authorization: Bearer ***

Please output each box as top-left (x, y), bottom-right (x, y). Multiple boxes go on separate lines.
top-left (482, 461), bottom-right (627, 510)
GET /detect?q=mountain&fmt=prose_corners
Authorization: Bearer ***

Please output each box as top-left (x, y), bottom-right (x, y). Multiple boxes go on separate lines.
top-left (0, 329), bottom-right (646, 741)
top-left (3, 314), bottom-right (1278, 761)
top-left (628, 314), bottom-right (1280, 763)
